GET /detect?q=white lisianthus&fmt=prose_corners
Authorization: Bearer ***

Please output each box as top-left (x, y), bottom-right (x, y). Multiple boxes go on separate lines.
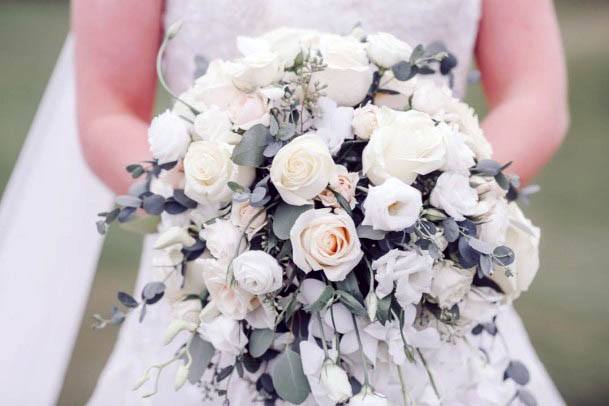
top-left (312, 34), bottom-right (373, 106)
top-left (490, 204), bottom-right (540, 301)
top-left (430, 261), bottom-right (475, 309)
top-left (445, 101), bottom-right (493, 159)
top-left (199, 219), bottom-right (245, 261)
top-left (233, 50), bottom-right (283, 92)
top-left (349, 385), bottom-right (390, 406)
top-left (193, 106), bottom-right (240, 144)
top-left (290, 208), bottom-right (363, 281)
top-left (148, 110), bottom-right (190, 164)
top-left (430, 172), bottom-right (484, 221)
top-left (366, 32), bottom-right (413, 68)
top-left (441, 127), bottom-right (476, 175)
top-left (230, 201), bottom-right (267, 237)
top-left (183, 140), bottom-right (255, 204)
top-left (352, 103), bottom-right (379, 140)
top-left (478, 199), bottom-right (510, 247)
top-left (197, 314), bottom-right (248, 356)
top-left (314, 97), bottom-right (354, 155)
top-left (232, 251), bottom-right (283, 295)
top-left (270, 133), bottom-right (336, 206)
top-left (373, 249), bottom-right (434, 308)
top-left (362, 109), bottom-right (448, 185)
top-left (320, 359), bottom-right (353, 403)
top-left (318, 165), bottom-right (359, 209)
top-left (200, 258), bottom-right (256, 319)
top-left (362, 177), bottom-right (422, 231)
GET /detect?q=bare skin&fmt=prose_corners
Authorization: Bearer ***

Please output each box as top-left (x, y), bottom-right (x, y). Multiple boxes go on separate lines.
top-left (73, 0), bottom-right (568, 194)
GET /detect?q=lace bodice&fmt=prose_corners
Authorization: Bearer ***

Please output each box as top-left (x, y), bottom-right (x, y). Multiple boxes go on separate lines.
top-left (163, 0), bottom-right (481, 97)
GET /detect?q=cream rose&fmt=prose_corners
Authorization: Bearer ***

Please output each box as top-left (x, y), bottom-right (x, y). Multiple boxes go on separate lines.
top-left (352, 103), bottom-right (379, 140)
top-left (231, 200), bottom-right (267, 236)
top-left (366, 32), bottom-right (413, 68)
top-left (193, 106), bottom-right (240, 144)
top-left (318, 165), bottom-right (359, 209)
top-left (290, 208), bottom-right (363, 281)
top-left (490, 204), bottom-right (540, 301)
top-left (430, 260), bottom-right (475, 309)
top-left (430, 172), bottom-right (485, 221)
top-left (197, 314), bottom-right (248, 356)
top-left (232, 51), bottom-right (283, 92)
top-left (270, 133), bottom-right (336, 206)
top-left (362, 109), bottom-right (448, 185)
top-left (148, 110), bottom-right (190, 164)
top-left (312, 34), bottom-right (373, 106)
top-left (199, 219), bottom-right (245, 261)
top-left (362, 177), bottom-right (422, 231)
top-left (232, 250), bottom-right (283, 295)
top-left (183, 140), bottom-right (255, 204)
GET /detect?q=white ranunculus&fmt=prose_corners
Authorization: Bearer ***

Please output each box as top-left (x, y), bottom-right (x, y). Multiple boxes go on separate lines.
top-left (490, 204), bottom-right (540, 301)
top-left (193, 106), bottom-right (240, 144)
top-left (318, 165), bottom-right (359, 209)
top-left (233, 50), bottom-right (283, 92)
top-left (362, 109), bottom-right (448, 185)
top-left (197, 314), bottom-right (248, 356)
top-left (183, 140), bottom-right (255, 204)
top-left (320, 360), bottom-right (353, 403)
top-left (349, 385), bottom-right (390, 406)
top-left (373, 249), bottom-right (434, 308)
top-left (430, 261), bottom-right (474, 309)
top-left (430, 172), bottom-right (484, 221)
top-left (366, 32), bottom-right (413, 68)
top-left (232, 250), bottom-right (283, 295)
top-left (352, 103), bottom-right (379, 140)
top-left (148, 110), bottom-right (191, 164)
top-left (314, 97), bottom-right (354, 155)
top-left (199, 219), bottom-right (245, 261)
top-left (231, 201), bottom-right (267, 237)
top-left (200, 258), bottom-right (256, 319)
top-left (362, 177), bottom-right (422, 231)
top-left (290, 208), bottom-right (363, 281)
top-left (312, 34), bottom-right (373, 106)
top-left (270, 133), bottom-right (336, 206)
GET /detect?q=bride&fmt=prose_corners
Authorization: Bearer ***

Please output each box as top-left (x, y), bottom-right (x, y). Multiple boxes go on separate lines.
top-left (0, 0), bottom-right (567, 404)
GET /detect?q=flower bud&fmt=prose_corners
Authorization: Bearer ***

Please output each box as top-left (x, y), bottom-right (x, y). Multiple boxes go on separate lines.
top-left (174, 362), bottom-right (190, 391)
top-left (365, 291), bottom-right (378, 322)
top-left (163, 319), bottom-right (198, 345)
top-left (320, 359), bottom-right (352, 403)
top-left (166, 20), bottom-right (183, 40)
top-left (349, 385), bottom-right (390, 406)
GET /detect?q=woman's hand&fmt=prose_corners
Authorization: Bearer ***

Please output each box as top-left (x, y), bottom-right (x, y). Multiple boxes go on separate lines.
top-left (476, 0), bottom-right (569, 184)
top-left (72, 0), bottom-right (163, 194)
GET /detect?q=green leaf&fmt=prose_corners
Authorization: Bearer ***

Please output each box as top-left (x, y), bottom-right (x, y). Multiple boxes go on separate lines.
top-left (231, 124), bottom-right (270, 167)
top-left (118, 215), bottom-right (160, 235)
top-left (391, 61), bottom-right (413, 81)
top-left (227, 181), bottom-right (246, 193)
top-left (271, 349), bottom-right (311, 404)
top-left (272, 203), bottom-right (313, 240)
top-left (249, 328), bottom-right (275, 358)
top-left (410, 44), bottom-right (425, 62)
top-left (188, 335), bottom-right (215, 384)
top-left (356, 225), bottom-right (386, 241)
top-left (305, 284), bottom-right (335, 313)
top-left (376, 294), bottom-right (392, 325)
top-left (330, 188), bottom-right (352, 216)
top-left (335, 272), bottom-right (363, 302)
top-left (337, 291), bottom-right (366, 316)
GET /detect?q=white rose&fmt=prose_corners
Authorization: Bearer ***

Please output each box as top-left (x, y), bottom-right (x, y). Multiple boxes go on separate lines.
top-left (320, 360), bottom-right (353, 403)
top-left (233, 50), bottom-right (283, 92)
top-left (232, 250), bottom-right (283, 295)
top-left (231, 201), bottom-right (267, 237)
top-left (228, 91), bottom-right (270, 130)
top-left (490, 204), bottom-right (540, 300)
top-left (312, 34), bottom-right (373, 106)
top-left (270, 133), bottom-right (335, 206)
top-left (290, 208), bottom-right (363, 281)
top-left (349, 385), bottom-right (390, 406)
top-left (373, 249), bottom-right (434, 308)
top-left (199, 219), bottom-right (245, 261)
top-left (352, 103), bottom-right (379, 140)
top-left (366, 32), bottom-right (413, 68)
top-left (193, 106), bottom-right (240, 144)
top-left (362, 177), bottom-right (422, 231)
top-left (362, 109), bottom-right (448, 185)
top-left (148, 110), bottom-right (190, 164)
top-left (183, 140), bottom-right (255, 204)
top-left (411, 80), bottom-right (453, 117)
top-left (431, 261), bottom-right (474, 309)
top-left (318, 165), bottom-right (359, 209)
top-left (200, 258), bottom-right (256, 319)
top-left (430, 172), bottom-right (484, 221)
top-left (240, 28), bottom-right (320, 66)
top-left (197, 314), bottom-right (248, 356)
top-left (314, 97), bottom-right (354, 155)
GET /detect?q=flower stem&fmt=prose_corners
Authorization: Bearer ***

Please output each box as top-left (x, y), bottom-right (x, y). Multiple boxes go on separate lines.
top-left (351, 314), bottom-right (370, 386)
top-left (416, 348), bottom-right (440, 400)
top-left (315, 311), bottom-right (330, 358)
top-left (395, 364), bottom-right (411, 406)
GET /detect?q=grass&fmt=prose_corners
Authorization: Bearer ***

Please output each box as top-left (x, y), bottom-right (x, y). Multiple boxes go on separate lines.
top-left (0, 1), bottom-right (607, 405)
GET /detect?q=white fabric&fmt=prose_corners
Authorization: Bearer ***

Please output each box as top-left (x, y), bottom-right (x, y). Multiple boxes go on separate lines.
top-left (0, 36), bottom-right (113, 405)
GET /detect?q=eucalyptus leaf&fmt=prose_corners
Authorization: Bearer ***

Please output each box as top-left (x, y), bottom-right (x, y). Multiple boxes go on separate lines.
top-left (356, 225), bottom-right (386, 241)
top-left (442, 217), bottom-right (460, 242)
top-left (216, 365), bottom-right (234, 382)
top-left (249, 329), bottom-right (275, 358)
top-left (271, 349), bottom-right (311, 404)
top-left (141, 281), bottom-right (165, 304)
top-left (468, 237), bottom-right (493, 255)
top-left (116, 195), bottom-right (142, 208)
top-left (142, 194), bottom-right (165, 215)
top-left (277, 122), bottom-right (296, 141)
top-left (231, 124), bottom-right (270, 167)
top-left (117, 291), bottom-right (138, 308)
top-left (272, 203), bottom-right (313, 240)
top-left (472, 159), bottom-right (502, 176)
top-left (517, 388), bottom-right (538, 406)
top-left (494, 172), bottom-right (510, 190)
top-left (504, 360), bottom-right (530, 385)
top-left (188, 335), bottom-right (215, 384)
top-left (173, 189), bottom-right (198, 209)
top-left (337, 291), bottom-right (366, 316)
top-left (391, 61), bottom-right (413, 81)
top-left (117, 206), bottom-right (137, 223)
top-left (227, 181), bottom-right (246, 193)
top-left (492, 246), bottom-right (515, 266)
top-left (458, 237), bottom-right (480, 268)
top-left (479, 254), bottom-right (493, 277)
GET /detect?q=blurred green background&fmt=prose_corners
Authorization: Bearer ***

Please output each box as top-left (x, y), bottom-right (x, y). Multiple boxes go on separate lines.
top-left (0, 1), bottom-right (607, 404)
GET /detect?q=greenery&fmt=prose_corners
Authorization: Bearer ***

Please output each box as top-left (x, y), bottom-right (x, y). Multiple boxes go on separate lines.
top-left (0, 1), bottom-right (607, 405)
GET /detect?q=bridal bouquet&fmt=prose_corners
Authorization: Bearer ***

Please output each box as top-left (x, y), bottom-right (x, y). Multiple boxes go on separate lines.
top-left (95, 25), bottom-right (541, 405)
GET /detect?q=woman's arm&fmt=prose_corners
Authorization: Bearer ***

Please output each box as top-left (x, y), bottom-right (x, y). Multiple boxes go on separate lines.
top-left (72, 0), bottom-right (163, 194)
top-left (476, 0), bottom-right (569, 184)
